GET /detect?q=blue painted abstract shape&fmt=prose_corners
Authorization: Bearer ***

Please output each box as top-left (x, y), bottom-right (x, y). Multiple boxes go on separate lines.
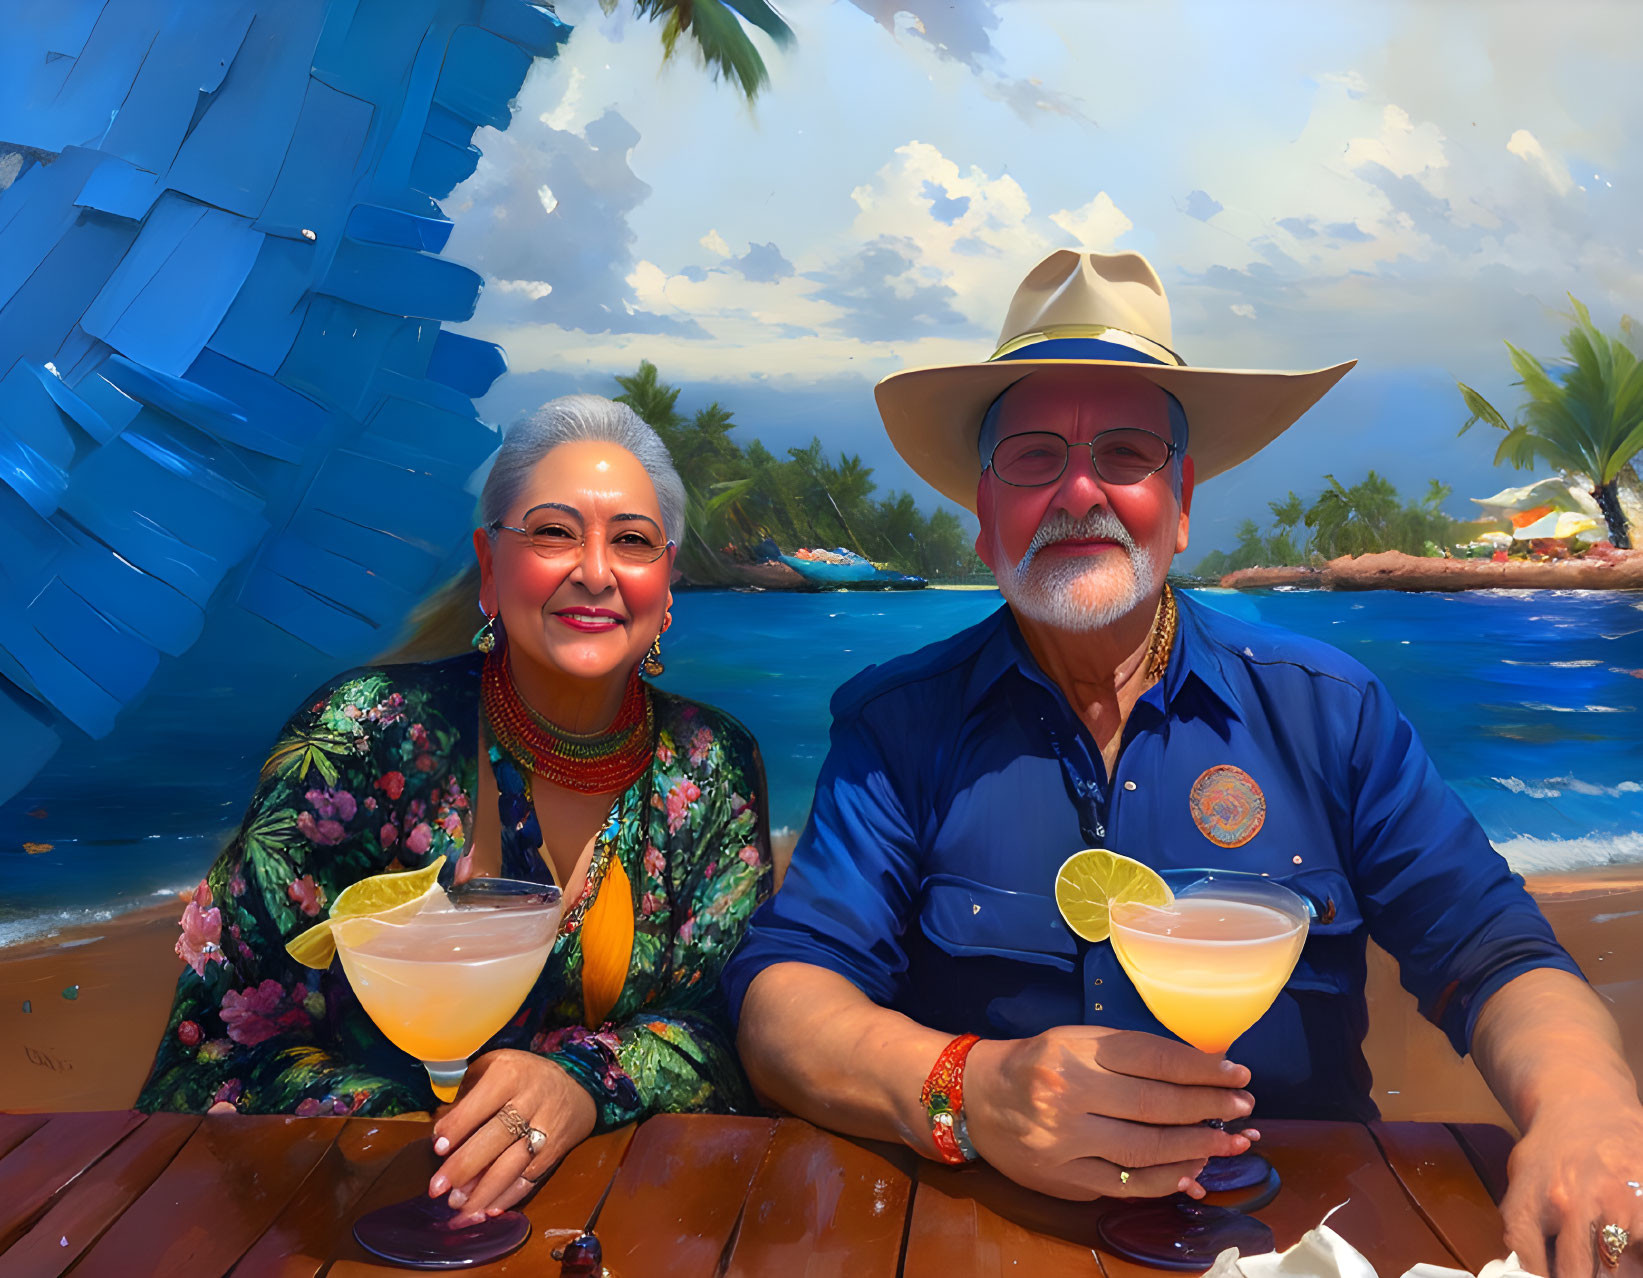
top-left (0, 0), bottom-right (572, 807)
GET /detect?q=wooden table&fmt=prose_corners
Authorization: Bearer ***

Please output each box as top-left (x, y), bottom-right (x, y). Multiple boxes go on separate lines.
top-left (0, 1111), bottom-right (1513, 1276)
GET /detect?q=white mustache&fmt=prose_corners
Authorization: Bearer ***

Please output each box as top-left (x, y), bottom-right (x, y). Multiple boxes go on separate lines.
top-left (1017, 511), bottom-right (1137, 576)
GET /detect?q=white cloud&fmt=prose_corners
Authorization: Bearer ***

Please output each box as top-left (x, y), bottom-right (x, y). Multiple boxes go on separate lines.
top-left (538, 66), bottom-right (586, 133)
top-left (1342, 104), bottom-right (1448, 179)
top-left (844, 140), bottom-right (1044, 326)
top-left (1506, 128), bottom-right (1574, 196)
top-left (536, 185), bottom-right (558, 215)
top-left (1048, 192), bottom-right (1133, 250)
top-left (700, 229), bottom-right (731, 257)
top-left (493, 279), bottom-right (554, 301)
top-left (1231, 304), bottom-right (1256, 319)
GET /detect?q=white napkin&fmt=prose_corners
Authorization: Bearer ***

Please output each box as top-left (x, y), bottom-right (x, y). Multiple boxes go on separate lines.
top-left (1203, 1203), bottom-right (1541, 1278)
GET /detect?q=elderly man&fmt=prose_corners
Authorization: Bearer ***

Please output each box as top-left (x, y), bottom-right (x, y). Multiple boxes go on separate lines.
top-left (724, 250), bottom-right (1642, 1276)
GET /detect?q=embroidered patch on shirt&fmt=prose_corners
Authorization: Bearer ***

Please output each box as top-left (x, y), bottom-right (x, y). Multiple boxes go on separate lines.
top-left (1189, 765), bottom-right (1266, 848)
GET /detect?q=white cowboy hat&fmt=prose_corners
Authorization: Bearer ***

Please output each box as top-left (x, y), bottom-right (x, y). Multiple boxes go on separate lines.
top-left (874, 249), bottom-right (1356, 512)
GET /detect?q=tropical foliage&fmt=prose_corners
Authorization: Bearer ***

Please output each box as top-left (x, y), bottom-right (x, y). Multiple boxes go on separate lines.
top-left (616, 0), bottom-right (794, 99)
top-left (612, 361), bottom-right (985, 581)
top-left (1191, 473), bottom-right (1463, 578)
top-left (1457, 297), bottom-right (1643, 549)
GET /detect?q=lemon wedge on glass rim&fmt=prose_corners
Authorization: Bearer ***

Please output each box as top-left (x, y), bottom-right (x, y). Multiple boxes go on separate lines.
top-left (1053, 849), bottom-right (1173, 944)
top-left (285, 855), bottom-right (447, 969)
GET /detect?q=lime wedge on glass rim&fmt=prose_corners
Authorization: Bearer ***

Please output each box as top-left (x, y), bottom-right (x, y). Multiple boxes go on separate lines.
top-left (285, 856), bottom-right (447, 969)
top-left (1054, 848), bottom-right (1174, 944)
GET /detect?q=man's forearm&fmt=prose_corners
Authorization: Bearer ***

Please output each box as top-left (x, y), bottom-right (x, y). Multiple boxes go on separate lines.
top-left (736, 962), bottom-right (951, 1154)
top-left (1469, 967), bottom-right (1639, 1130)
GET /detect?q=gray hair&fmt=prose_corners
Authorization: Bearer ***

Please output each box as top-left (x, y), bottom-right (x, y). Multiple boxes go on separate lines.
top-left (481, 394), bottom-right (687, 541)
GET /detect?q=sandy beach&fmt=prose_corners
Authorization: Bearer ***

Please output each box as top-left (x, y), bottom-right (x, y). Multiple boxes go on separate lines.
top-left (3, 867), bottom-right (1640, 1122)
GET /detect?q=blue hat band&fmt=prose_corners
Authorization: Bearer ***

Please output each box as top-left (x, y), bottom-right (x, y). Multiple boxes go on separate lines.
top-left (992, 336), bottom-right (1171, 365)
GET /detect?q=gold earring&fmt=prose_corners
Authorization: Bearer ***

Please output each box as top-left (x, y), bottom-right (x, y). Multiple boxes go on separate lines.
top-left (472, 605), bottom-right (497, 654)
top-left (642, 632), bottom-right (664, 677)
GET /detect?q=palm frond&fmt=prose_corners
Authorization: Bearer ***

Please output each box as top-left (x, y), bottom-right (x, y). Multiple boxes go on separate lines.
top-left (1457, 383), bottom-right (1510, 435)
top-left (1603, 419), bottom-right (1643, 484)
top-left (630, 0), bottom-right (786, 99)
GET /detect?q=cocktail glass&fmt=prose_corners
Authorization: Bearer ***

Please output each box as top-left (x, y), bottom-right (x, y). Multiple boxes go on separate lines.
top-left (1096, 869), bottom-right (1313, 1270)
top-left (336, 876), bottom-right (563, 1270)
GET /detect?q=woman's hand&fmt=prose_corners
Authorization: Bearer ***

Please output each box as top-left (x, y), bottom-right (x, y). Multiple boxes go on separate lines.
top-left (962, 1026), bottom-right (1260, 1201)
top-left (1500, 1094), bottom-right (1643, 1278)
top-left (428, 1049), bottom-right (597, 1225)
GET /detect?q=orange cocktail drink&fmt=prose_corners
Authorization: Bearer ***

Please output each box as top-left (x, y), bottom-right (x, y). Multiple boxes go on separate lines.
top-left (1109, 891), bottom-right (1308, 1054)
top-left (335, 906), bottom-right (558, 1093)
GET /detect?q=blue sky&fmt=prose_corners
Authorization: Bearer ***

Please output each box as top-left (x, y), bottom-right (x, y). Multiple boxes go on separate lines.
top-left (448, 0), bottom-right (1643, 558)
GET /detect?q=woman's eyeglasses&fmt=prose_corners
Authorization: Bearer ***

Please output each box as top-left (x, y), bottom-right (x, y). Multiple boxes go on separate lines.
top-left (488, 514), bottom-right (673, 566)
top-left (986, 429), bottom-right (1175, 488)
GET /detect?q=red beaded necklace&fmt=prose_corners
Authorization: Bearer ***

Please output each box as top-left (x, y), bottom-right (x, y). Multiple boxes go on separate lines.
top-left (481, 642), bottom-right (654, 795)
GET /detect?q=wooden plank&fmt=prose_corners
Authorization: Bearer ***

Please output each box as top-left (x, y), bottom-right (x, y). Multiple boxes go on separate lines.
top-left (723, 1121), bottom-right (914, 1278)
top-left (481, 1125), bottom-right (636, 1275)
top-left (62, 1114), bottom-right (344, 1278)
top-left (0, 1115), bottom-right (48, 1163)
top-left (0, 1110), bottom-right (145, 1250)
top-left (318, 1125), bottom-right (443, 1278)
top-left (594, 1114), bottom-right (775, 1278)
top-left (902, 1162), bottom-right (1106, 1278)
top-left (0, 1112), bottom-right (199, 1278)
top-left (321, 1124), bottom-right (635, 1277)
top-left (1239, 1121), bottom-right (1464, 1273)
top-left (1370, 1122), bottom-right (1508, 1272)
top-left (228, 1118), bottom-right (427, 1278)
top-left (1447, 1122), bottom-right (1514, 1206)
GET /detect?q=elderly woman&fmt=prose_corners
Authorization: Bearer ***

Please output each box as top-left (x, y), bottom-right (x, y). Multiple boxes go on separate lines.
top-left (138, 394), bottom-right (772, 1226)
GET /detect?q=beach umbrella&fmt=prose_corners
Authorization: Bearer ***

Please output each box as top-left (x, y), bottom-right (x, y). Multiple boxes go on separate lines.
top-left (1511, 511), bottom-right (1600, 541)
top-left (1472, 477), bottom-right (1603, 518)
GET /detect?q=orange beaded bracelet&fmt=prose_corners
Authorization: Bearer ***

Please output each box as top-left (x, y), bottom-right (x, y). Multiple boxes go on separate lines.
top-left (919, 1033), bottom-right (981, 1164)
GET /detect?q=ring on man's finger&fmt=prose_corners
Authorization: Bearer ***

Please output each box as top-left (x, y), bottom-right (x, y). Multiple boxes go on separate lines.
top-left (1597, 1221), bottom-right (1630, 1269)
top-left (1117, 1167), bottom-right (1131, 1185)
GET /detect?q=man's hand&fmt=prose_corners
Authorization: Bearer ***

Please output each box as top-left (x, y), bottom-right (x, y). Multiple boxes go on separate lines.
top-left (427, 1049), bottom-right (597, 1226)
top-left (1500, 1095), bottom-right (1643, 1278)
top-left (963, 1025), bottom-right (1259, 1201)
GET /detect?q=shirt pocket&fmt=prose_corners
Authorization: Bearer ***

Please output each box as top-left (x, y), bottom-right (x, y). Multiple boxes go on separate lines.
top-left (1277, 867), bottom-right (1361, 995)
top-left (919, 874), bottom-right (1078, 973)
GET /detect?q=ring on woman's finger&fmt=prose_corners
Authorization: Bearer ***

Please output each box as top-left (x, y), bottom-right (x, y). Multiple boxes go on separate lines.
top-left (525, 1127), bottom-right (549, 1158)
top-left (1116, 1166), bottom-right (1132, 1186)
top-left (496, 1103), bottom-right (530, 1141)
top-left (1597, 1221), bottom-right (1630, 1269)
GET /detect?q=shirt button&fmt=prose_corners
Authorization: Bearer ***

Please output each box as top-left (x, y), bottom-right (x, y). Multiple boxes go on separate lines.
top-left (1092, 1003), bottom-right (1103, 1012)
top-left (1093, 978), bottom-right (1103, 985)
top-left (1123, 781), bottom-right (1137, 791)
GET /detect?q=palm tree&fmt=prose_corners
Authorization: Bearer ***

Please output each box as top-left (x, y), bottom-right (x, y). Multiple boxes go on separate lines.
top-left (616, 0), bottom-right (794, 99)
top-left (1266, 491), bottom-right (1307, 564)
top-left (1305, 472), bottom-right (1401, 558)
top-left (1457, 297), bottom-right (1643, 548)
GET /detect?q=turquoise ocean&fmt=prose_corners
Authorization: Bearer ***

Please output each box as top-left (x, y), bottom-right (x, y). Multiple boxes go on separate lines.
top-left (3, 588), bottom-right (1641, 947)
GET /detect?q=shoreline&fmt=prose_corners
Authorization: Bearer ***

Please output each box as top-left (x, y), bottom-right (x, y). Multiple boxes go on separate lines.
top-left (3, 863), bottom-right (1640, 1123)
top-left (1220, 547), bottom-right (1643, 591)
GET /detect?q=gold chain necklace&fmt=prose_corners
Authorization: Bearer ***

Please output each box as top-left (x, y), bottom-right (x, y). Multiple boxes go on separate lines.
top-left (1143, 584), bottom-right (1177, 683)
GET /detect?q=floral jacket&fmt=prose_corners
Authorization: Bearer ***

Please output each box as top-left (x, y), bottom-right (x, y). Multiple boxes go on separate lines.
top-left (137, 653), bottom-right (772, 1130)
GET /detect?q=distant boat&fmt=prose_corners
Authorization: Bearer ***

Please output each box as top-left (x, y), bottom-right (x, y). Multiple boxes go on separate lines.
top-left (778, 548), bottom-right (926, 590)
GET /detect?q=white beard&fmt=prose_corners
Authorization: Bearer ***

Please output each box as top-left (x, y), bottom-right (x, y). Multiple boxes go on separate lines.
top-left (997, 510), bottom-right (1159, 633)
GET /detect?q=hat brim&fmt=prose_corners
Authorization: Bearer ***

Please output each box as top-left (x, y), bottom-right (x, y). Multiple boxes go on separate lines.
top-left (875, 357), bottom-right (1357, 513)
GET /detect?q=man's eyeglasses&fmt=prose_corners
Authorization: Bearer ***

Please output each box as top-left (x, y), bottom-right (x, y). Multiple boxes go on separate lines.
top-left (488, 512), bottom-right (673, 566)
top-left (985, 429), bottom-right (1175, 488)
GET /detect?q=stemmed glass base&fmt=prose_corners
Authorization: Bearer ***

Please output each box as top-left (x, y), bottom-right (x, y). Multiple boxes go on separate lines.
top-left (1094, 1152), bottom-right (1281, 1269)
top-left (353, 1197), bottom-right (531, 1270)
top-left (1096, 1198), bottom-right (1274, 1270)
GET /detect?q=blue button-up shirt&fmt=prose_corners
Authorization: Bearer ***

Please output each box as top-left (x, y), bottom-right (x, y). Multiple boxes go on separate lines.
top-left (723, 593), bottom-right (1580, 1121)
